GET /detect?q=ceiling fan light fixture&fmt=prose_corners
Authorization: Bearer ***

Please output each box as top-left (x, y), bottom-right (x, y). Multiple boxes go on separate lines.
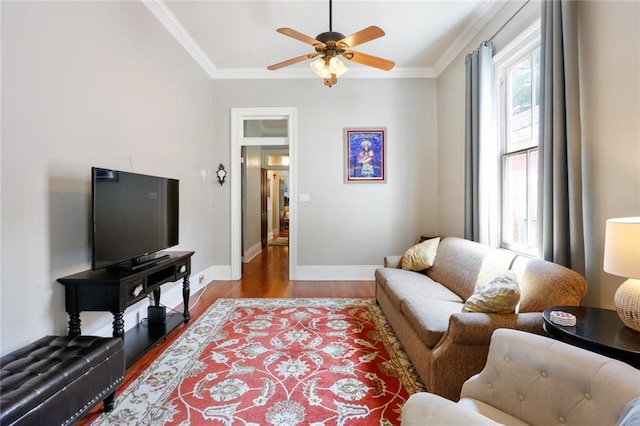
top-left (310, 57), bottom-right (325, 74)
top-left (310, 57), bottom-right (327, 77)
top-left (268, 0), bottom-right (393, 87)
top-left (329, 57), bottom-right (348, 77)
top-left (310, 56), bottom-right (348, 81)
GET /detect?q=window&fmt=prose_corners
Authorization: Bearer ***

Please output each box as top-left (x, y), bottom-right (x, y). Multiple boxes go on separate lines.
top-left (494, 23), bottom-right (540, 254)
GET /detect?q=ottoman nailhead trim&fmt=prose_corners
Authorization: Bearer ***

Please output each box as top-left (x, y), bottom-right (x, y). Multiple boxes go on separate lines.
top-left (62, 375), bottom-right (124, 426)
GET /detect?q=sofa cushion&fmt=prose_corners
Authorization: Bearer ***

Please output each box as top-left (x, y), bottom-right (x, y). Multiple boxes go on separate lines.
top-left (401, 298), bottom-right (465, 348)
top-left (402, 237), bottom-right (440, 271)
top-left (375, 268), bottom-right (463, 311)
top-left (462, 271), bottom-right (521, 313)
top-left (458, 398), bottom-right (529, 426)
top-left (427, 238), bottom-right (518, 301)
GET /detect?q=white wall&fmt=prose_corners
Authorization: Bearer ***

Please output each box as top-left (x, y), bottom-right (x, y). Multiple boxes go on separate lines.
top-left (211, 78), bottom-right (438, 271)
top-left (1, 2), bottom-right (216, 354)
top-left (437, 0), bottom-right (640, 308)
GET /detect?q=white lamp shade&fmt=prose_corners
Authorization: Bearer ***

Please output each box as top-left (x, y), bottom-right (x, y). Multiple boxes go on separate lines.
top-left (604, 217), bottom-right (640, 279)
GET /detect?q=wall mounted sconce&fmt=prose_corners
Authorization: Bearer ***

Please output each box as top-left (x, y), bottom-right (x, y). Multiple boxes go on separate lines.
top-left (216, 164), bottom-right (227, 186)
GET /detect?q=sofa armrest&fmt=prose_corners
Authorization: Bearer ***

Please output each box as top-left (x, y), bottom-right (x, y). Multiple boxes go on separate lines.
top-left (384, 255), bottom-right (403, 268)
top-left (427, 312), bottom-right (544, 401)
top-left (401, 392), bottom-right (499, 425)
top-left (445, 311), bottom-right (544, 345)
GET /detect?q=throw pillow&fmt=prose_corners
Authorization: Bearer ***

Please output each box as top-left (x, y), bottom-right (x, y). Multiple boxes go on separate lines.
top-left (401, 237), bottom-right (440, 272)
top-left (462, 270), bottom-right (521, 313)
top-left (618, 397), bottom-right (640, 426)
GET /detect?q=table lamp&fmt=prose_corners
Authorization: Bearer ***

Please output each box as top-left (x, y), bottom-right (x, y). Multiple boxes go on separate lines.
top-left (603, 217), bottom-right (640, 332)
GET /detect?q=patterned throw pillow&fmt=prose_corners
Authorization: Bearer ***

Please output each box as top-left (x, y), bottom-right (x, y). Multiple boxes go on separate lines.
top-left (401, 237), bottom-right (440, 272)
top-left (462, 270), bottom-right (521, 313)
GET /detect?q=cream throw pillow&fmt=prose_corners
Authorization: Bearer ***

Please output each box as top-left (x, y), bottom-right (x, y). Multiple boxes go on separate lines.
top-left (462, 270), bottom-right (521, 313)
top-left (401, 237), bottom-right (440, 272)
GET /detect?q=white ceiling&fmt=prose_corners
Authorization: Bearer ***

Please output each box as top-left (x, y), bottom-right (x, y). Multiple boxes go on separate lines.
top-left (147, 0), bottom-right (506, 80)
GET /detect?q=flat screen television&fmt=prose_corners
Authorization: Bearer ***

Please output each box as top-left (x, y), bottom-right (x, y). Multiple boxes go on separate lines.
top-left (91, 167), bottom-right (179, 270)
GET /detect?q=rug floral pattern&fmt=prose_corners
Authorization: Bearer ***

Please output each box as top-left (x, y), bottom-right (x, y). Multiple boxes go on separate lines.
top-left (90, 298), bottom-right (424, 425)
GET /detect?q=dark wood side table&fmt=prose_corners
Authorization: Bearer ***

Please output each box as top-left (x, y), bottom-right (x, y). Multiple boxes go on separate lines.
top-left (543, 306), bottom-right (640, 368)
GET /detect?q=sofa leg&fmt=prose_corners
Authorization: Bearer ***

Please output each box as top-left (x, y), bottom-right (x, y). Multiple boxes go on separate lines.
top-left (103, 390), bottom-right (117, 412)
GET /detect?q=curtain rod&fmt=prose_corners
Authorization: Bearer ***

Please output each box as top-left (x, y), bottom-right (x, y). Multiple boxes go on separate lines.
top-left (488, 0), bottom-right (533, 43)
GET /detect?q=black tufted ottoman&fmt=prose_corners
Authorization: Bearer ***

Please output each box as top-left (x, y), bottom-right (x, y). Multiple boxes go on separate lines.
top-left (0, 335), bottom-right (124, 426)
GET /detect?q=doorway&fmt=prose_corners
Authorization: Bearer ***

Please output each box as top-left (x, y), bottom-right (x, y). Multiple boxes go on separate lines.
top-left (231, 107), bottom-right (297, 280)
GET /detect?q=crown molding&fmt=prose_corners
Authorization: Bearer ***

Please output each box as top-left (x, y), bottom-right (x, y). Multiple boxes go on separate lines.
top-left (213, 66), bottom-right (436, 80)
top-left (145, 0), bottom-right (500, 81)
top-left (142, 0), bottom-right (218, 79)
top-left (433, 0), bottom-right (506, 76)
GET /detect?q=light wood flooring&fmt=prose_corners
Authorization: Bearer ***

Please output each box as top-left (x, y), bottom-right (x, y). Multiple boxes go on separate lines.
top-left (79, 242), bottom-right (375, 423)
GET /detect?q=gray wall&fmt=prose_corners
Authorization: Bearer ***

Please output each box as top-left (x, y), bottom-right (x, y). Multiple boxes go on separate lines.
top-left (243, 146), bottom-right (262, 258)
top-left (577, 0), bottom-right (640, 308)
top-left (211, 78), bottom-right (439, 268)
top-left (1, 1), bottom-right (216, 353)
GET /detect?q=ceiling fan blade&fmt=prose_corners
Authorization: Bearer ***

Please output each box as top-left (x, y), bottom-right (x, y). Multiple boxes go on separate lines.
top-left (342, 50), bottom-right (395, 71)
top-left (276, 28), bottom-right (323, 47)
top-left (267, 53), bottom-right (319, 71)
top-left (338, 26), bottom-right (385, 49)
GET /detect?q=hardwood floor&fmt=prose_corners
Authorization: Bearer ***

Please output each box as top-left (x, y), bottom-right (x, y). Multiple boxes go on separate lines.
top-left (79, 243), bottom-right (375, 423)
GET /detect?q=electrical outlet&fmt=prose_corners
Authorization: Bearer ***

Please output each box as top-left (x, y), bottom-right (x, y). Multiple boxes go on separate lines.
top-left (199, 275), bottom-right (204, 284)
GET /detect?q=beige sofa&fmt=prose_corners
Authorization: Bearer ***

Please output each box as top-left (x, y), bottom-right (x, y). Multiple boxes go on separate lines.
top-left (375, 237), bottom-right (587, 401)
top-left (402, 328), bottom-right (640, 425)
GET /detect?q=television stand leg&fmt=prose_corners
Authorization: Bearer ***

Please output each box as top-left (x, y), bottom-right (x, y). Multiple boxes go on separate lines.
top-left (68, 313), bottom-right (81, 336)
top-left (112, 311), bottom-right (124, 338)
top-left (182, 276), bottom-right (191, 322)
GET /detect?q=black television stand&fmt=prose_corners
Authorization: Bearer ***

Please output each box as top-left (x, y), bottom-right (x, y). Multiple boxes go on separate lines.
top-left (58, 251), bottom-right (194, 366)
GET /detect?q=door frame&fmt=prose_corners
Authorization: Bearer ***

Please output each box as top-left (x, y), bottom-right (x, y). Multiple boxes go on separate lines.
top-left (230, 107), bottom-right (297, 280)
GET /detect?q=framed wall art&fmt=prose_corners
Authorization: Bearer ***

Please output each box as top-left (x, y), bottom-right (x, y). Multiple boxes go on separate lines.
top-left (344, 128), bottom-right (386, 183)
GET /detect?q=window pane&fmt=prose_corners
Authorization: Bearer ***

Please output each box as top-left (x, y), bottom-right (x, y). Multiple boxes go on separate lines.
top-left (243, 119), bottom-right (288, 137)
top-left (527, 149), bottom-right (539, 250)
top-left (503, 153), bottom-right (528, 245)
top-left (507, 54), bottom-right (536, 152)
top-left (532, 48), bottom-right (541, 148)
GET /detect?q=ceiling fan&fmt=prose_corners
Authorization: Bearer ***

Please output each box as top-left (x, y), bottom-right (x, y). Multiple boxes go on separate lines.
top-left (267, 0), bottom-right (395, 87)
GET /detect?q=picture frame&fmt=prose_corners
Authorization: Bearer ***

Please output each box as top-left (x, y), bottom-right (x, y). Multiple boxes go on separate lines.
top-left (344, 128), bottom-right (386, 183)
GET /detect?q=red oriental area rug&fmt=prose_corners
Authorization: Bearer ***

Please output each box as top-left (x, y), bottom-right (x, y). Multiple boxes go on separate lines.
top-left (89, 298), bottom-right (425, 425)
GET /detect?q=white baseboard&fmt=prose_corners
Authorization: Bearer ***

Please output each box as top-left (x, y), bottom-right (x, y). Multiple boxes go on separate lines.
top-left (294, 265), bottom-right (379, 281)
top-left (243, 242), bottom-right (262, 263)
top-left (209, 263), bottom-right (380, 281)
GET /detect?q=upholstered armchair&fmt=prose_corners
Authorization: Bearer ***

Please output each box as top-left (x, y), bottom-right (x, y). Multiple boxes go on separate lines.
top-left (402, 329), bottom-right (640, 425)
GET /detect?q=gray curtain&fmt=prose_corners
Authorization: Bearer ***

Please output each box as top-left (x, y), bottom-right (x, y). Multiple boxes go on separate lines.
top-left (464, 42), bottom-right (493, 242)
top-left (537, 0), bottom-right (585, 274)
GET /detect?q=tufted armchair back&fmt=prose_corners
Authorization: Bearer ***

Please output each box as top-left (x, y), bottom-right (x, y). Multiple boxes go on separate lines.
top-left (460, 329), bottom-right (640, 426)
